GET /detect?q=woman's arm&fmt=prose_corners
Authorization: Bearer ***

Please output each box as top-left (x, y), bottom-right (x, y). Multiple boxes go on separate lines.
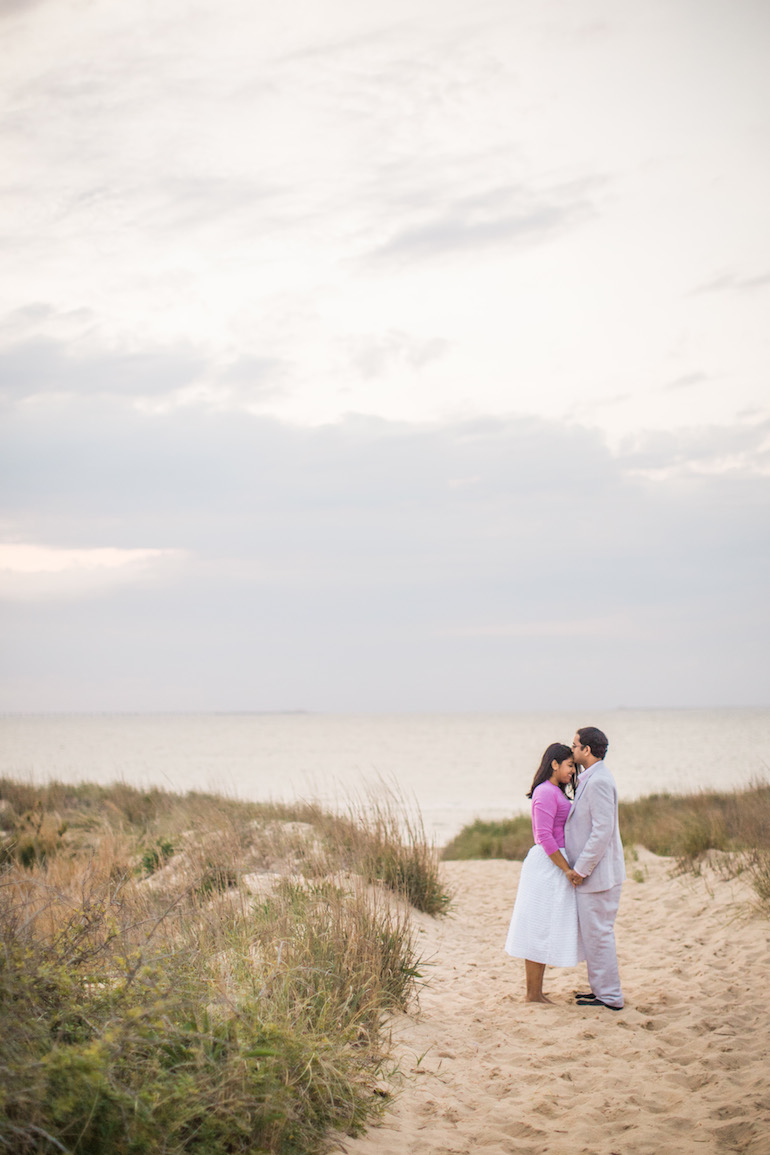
top-left (547, 848), bottom-right (571, 874)
top-left (533, 788), bottom-right (583, 882)
top-left (533, 788), bottom-right (576, 877)
top-left (548, 848), bottom-right (583, 884)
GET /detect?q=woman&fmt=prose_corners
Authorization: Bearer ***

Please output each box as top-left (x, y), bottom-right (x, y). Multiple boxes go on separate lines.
top-left (504, 742), bottom-right (584, 1003)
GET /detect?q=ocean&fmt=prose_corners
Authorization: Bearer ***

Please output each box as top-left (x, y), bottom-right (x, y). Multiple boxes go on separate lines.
top-left (1, 709), bottom-right (768, 845)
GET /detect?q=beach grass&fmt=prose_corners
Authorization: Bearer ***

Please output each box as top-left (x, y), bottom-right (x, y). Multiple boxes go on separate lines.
top-left (441, 815), bottom-right (533, 862)
top-left (442, 782), bottom-right (770, 915)
top-left (0, 778), bottom-right (446, 1155)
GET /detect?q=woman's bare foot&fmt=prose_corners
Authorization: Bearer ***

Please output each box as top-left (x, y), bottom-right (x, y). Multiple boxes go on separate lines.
top-left (524, 960), bottom-right (551, 1003)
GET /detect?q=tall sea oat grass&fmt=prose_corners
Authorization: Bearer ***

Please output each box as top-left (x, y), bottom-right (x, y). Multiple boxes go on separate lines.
top-left (333, 783), bottom-right (451, 916)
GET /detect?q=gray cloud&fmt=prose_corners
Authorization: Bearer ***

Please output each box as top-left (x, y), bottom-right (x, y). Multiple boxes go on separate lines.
top-left (619, 419), bottom-right (770, 476)
top-left (0, 337), bottom-right (207, 402)
top-left (691, 270), bottom-right (770, 296)
top-left (1, 1), bottom-right (769, 711)
top-left (348, 330), bottom-right (449, 379)
top-left (663, 372), bottom-right (711, 392)
top-left (0, 0), bottom-right (49, 18)
top-left (0, 303), bottom-right (62, 331)
top-left (369, 180), bottom-right (598, 263)
top-left (220, 355), bottom-right (288, 394)
top-left (140, 175), bottom-right (288, 236)
top-left (1, 400), bottom-right (767, 710)
top-left (0, 330), bottom-right (292, 413)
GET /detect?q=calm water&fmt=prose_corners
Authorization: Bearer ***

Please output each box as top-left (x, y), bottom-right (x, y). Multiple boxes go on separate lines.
top-left (1, 710), bottom-right (768, 844)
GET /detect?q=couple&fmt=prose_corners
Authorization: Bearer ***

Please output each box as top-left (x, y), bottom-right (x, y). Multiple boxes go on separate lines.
top-left (504, 726), bottom-right (625, 1010)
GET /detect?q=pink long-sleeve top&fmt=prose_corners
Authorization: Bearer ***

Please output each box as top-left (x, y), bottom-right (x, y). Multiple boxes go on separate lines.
top-left (531, 780), bottom-right (572, 856)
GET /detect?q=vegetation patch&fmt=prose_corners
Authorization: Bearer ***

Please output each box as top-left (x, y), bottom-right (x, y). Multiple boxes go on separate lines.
top-left (442, 815), bottom-right (532, 862)
top-left (442, 783), bottom-right (770, 915)
top-left (0, 778), bottom-right (446, 1154)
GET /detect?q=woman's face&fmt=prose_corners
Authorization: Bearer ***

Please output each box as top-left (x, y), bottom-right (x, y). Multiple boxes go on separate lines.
top-left (550, 756), bottom-right (575, 785)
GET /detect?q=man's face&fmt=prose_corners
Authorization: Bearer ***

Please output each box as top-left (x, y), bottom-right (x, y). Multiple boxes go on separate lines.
top-left (571, 733), bottom-right (589, 767)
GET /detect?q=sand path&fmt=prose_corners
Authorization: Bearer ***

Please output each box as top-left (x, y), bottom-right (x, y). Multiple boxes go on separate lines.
top-left (334, 852), bottom-right (770, 1155)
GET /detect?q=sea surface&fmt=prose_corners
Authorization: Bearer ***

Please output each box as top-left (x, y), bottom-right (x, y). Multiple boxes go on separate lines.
top-left (1, 709), bottom-right (768, 845)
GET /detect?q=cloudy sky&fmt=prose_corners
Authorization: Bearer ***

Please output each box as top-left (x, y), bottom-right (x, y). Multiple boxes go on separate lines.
top-left (1, 0), bottom-right (768, 712)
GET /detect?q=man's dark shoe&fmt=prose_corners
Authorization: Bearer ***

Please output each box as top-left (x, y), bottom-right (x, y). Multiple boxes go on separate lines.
top-left (575, 995), bottom-right (622, 1011)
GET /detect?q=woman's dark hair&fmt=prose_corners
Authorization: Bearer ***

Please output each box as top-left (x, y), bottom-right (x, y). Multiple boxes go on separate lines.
top-left (526, 742), bottom-right (575, 798)
top-left (576, 726), bottom-right (609, 761)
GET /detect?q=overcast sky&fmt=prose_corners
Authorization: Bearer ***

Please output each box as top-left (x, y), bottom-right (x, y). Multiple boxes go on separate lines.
top-left (1, 0), bottom-right (768, 712)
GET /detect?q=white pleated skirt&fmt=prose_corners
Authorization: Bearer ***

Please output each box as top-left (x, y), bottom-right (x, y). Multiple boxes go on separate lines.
top-left (504, 844), bottom-right (585, 967)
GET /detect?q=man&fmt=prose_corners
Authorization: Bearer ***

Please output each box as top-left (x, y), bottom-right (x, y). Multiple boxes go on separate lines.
top-left (564, 725), bottom-right (626, 1010)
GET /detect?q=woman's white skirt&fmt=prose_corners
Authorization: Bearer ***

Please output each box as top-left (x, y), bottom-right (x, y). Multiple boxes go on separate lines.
top-left (504, 844), bottom-right (585, 967)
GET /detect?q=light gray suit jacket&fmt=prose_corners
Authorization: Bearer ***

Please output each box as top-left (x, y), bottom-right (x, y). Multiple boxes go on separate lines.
top-left (564, 761), bottom-right (626, 893)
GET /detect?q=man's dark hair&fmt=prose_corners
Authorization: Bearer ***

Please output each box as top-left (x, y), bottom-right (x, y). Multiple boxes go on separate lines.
top-left (577, 726), bottom-right (609, 760)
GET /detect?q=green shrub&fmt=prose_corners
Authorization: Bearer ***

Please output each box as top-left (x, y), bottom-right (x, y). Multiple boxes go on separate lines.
top-left (141, 837), bottom-right (175, 875)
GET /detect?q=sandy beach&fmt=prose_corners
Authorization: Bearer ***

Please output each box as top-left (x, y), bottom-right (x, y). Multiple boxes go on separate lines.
top-left (334, 852), bottom-right (770, 1155)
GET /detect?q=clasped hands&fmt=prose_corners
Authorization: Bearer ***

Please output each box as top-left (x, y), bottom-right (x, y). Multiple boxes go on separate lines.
top-left (566, 869), bottom-right (584, 887)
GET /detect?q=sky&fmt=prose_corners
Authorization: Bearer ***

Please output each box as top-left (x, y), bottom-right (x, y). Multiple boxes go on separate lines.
top-left (1, 0), bottom-right (768, 712)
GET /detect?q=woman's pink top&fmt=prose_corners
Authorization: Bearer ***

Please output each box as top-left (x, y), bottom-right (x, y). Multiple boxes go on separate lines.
top-left (531, 780), bottom-right (572, 856)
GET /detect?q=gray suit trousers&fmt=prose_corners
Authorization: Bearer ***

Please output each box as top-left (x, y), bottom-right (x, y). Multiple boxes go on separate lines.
top-left (576, 884), bottom-right (623, 1008)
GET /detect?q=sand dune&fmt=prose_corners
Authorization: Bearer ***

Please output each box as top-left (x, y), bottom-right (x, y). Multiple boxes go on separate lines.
top-left (334, 852), bottom-right (770, 1155)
